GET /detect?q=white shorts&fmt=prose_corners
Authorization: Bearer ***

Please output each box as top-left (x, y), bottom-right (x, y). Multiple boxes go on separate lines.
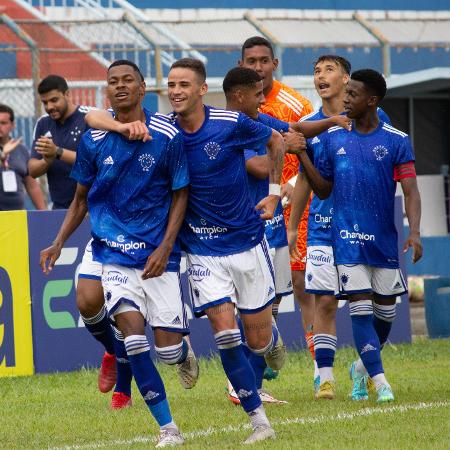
top-left (187, 239), bottom-right (276, 317)
top-left (102, 264), bottom-right (189, 333)
top-left (337, 264), bottom-right (407, 297)
top-left (269, 245), bottom-right (293, 298)
top-left (78, 239), bottom-right (102, 280)
top-left (305, 245), bottom-right (339, 296)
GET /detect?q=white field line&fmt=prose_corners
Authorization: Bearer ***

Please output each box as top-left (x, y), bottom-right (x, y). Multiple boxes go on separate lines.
top-left (49, 401), bottom-right (450, 450)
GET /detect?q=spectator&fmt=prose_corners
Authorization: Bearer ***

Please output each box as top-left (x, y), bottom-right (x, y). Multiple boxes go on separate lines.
top-left (28, 75), bottom-right (90, 209)
top-left (0, 104), bottom-right (46, 211)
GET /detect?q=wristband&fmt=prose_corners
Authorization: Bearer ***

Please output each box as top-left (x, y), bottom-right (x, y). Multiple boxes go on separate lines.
top-left (56, 147), bottom-right (63, 159)
top-left (269, 183), bottom-right (281, 196)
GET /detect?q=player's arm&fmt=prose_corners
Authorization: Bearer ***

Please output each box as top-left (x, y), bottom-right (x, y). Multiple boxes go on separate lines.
top-left (398, 165), bottom-right (422, 263)
top-left (246, 155), bottom-right (269, 180)
top-left (142, 186), bottom-right (189, 279)
top-left (34, 136), bottom-right (77, 165)
top-left (40, 183), bottom-right (90, 274)
top-left (85, 109), bottom-right (150, 141)
top-left (24, 175), bottom-right (47, 210)
top-left (289, 116), bottom-right (351, 138)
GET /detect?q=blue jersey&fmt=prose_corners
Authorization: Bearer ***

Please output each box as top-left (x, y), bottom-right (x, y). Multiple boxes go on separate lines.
top-left (244, 113), bottom-right (289, 249)
top-left (71, 109), bottom-right (189, 271)
top-left (301, 107), bottom-right (391, 247)
top-left (318, 120), bottom-right (414, 268)
top-left (160, 106), bottom-right (273, 256)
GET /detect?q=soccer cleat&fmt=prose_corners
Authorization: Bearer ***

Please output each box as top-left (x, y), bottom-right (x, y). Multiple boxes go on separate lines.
top-left (264, 322), bottom-right (287, 371)
top-left (263, 367), bottom-right (279, 381)
top-left (244, 425), bottom-right (276, 444)
top-left (227, 383), bottom-right (241, 406)
top-left (155, 428), bottom-right (184, 448)
top-left (176, 340), bottom-right (199, 389)
top-left (98, 352), bottom-right (117, 393)
top-left (314, 375), bottom-right (320, 394)
top-left (349, 361), bottom-right (368, 401)
top-left (110, 392), bottom-right (132, 409)
top-left (258, 389), bottom-right (288, 404)
top-left (376, 384), bottom-right (394, 403)
top-left (314, 381), bottom-right (335, 400)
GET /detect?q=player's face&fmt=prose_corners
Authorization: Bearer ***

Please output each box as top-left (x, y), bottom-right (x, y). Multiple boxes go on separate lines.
top-left (106, 65), bottom-right (145, 111)
top-left (0, 112), bottom-right (14, 141)
top-left (343, 79), bottom-right (375, 119)
top-left (238, 81), bottom-right (265, 119)
top-left (240, 46), bottom-right (278, 93)
top-left (39, 89), bottom-right (69, 122)
top-left (314, 60), bottom-right (349, 99)
top-left (167, 68), bottom-right (207, 115)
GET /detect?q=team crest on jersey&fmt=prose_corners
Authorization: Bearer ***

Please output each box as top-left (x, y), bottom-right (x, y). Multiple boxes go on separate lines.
top-left (204, 141), bottom-right (221, 160)
top-left (373, 145), bottom-right (388, 161)
top-left (139, 153), bottom-right (155, 171)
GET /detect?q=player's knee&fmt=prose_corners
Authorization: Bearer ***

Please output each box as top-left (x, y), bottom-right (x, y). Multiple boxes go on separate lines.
top-left (76, 279), bottom-right (104, 316)
top-left (316, 298), bottom-right (338, 320)
top-left (246, 333), bottom-right (273, 355)
top-left (155, 339), bottom-right (187, 365)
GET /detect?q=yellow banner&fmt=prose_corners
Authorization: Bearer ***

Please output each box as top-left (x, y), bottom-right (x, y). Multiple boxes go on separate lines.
top-left (0, 211), bottom-right (34, 376)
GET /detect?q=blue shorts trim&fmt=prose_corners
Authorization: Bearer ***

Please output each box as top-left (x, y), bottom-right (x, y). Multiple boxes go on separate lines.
top-left (78, 274), bottom-right (101, 281)
top-left (153, 326), bottom-right (190, 336)
top-left (193, 296), bottom-right (232, 318)
top-left (373, 289), bottom-right (408, 298)
top-left (306, 289), bottom-right (337, 296)
top-left (276, 289), bottom-right (293, 298)
top-left (238, 296), bottom-right (276, 315)
top-left (107, 297), bottom-right (144, 323)
top-left (340, 288), bottom-right (373, 295)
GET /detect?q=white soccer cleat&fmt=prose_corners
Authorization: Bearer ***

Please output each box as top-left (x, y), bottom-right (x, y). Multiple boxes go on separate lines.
top-left (258, 389), bottom-right (288, 404)
top-left (155, 428), bottom-right (184, 447)
top-left (244, 425), bottom-right (276, 444)
top-left (176, 339), bottom-right (199, 389)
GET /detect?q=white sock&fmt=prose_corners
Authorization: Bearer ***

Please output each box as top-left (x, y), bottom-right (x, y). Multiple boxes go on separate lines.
top-left (313, 360), bottom-right (320, 379)
top-left (372, 373), bottom-right (389, 390)
top-left (318, 366), bottom-right (334, 383)
top-left (355, 358), bottom-right (368, 375)
top-left (161, 421), bottom-right (178, 431)
top-left (248, 405), bottom-right (270, 429)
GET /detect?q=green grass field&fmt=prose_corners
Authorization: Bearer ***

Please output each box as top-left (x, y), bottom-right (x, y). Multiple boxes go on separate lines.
top-left (1, 338), bottom-right (449, 449)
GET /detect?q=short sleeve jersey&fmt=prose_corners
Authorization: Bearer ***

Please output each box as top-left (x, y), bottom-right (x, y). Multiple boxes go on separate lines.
top-left (71, 109), bottom-right (189, 271)
top-left (0, 143), bottom-right (30, 210)
top-left (244, 113), bottom-right (289, 249)
top-left (301, 107), bottom-right (391, 247)
top-left (163, 106), bottom-right (273, 256)
top-left (318, 121), bottom-right (414, 268)
top-left (32, 106), bottom-right (90, 209)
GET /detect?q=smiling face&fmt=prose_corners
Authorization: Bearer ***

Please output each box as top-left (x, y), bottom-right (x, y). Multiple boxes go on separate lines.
top-left (39, 89), bottom-right (70, 122)
top-left (106, 65), bottom-right (145, 112)
top-left (313, 59), bottom-right (349, 100)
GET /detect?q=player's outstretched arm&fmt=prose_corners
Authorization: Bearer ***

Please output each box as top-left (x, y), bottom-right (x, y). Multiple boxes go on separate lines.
top-left (290, 116), bottom-right (351, 138)
top-left (246, 155), bottom-right (269, 180)
top-left (255, 130), bottom-right (284, 220)
top-left (400, 176), bottom-right (423, 263)
top-left (142, 186), bottom-right (189, 280)
top-left (40, 183), bottom-right (89, 274)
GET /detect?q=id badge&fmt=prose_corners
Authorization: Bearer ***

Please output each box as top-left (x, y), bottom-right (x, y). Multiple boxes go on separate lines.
top-left (2, 170), bottom-right (18, 192)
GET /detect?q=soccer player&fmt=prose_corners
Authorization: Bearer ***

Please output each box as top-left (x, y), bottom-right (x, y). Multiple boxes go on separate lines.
top-left (296, 69), bottom-right (422, 403)
top-left (239, 36), bottom-right (316, 376)
top-left (41, 60), bottom-right (198, 447)
top-left (287, 55), bottom-right (391, 399)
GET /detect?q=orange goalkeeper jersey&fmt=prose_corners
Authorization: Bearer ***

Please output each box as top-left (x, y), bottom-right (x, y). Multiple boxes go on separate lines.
top-left (259, 79), bottom-right (313, 271)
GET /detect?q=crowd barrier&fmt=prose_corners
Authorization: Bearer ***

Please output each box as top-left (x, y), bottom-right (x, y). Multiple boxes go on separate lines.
top-left (0, 198), bottom-right (411, 376)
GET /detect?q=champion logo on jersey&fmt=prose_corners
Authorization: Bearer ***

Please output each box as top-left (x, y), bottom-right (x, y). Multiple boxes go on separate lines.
top-left (336, 147), bottom-right (346, 155)
top-left (361, 343), bottom-right (377, 354)
top-left (237, 389), bottom-right (253, 399)
top-left (311, 136), bottom-right (320, 145)
top-left (103, 156), bottom-right (114, 165)
top-left (143, 390), bottom-right (160, 401)
top-left (171, 316), bottom-right (182, 325)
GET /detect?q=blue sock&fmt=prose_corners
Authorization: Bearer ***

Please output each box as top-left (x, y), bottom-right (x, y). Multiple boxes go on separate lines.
top-left (349, 300), bottom-right (384, 378)
top-left (81, 305), bottom-right (115, 355)
top-left (215, 329), bottom-right (261, 413)
top-left (112, 327), bottom-right (132, 396)
top-left (313, 333), bottom-right (337, 382)
top-left (373, 303), bottom-right (396, 349)
top-left (124, 335), bottom-right (172, 427)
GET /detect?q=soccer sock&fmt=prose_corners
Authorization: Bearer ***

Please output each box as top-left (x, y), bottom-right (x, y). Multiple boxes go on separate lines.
top-left (215, 329), bottom-right (261, 413)
top-left (81, 305), bottom-right (115, 355)
top-left (155, 338), bottom-right (189, 365)
top-left (272, 302), bottom-right (280, 320)
top-left (313, 360), bottom-right (320, 381)
top-left (112, 327), bottom-right (132, 396)
top-left (124, 335), bottom-right (173, 427)
top-left (248, 354), bottom-right (266, 390)
top-left (372, 373), bottom-right (390, 389)
top-left (373, 303), bottom-right (396, 349)
top-left (313, 333), bottom-right (337, 383)
top-left (306, 330), bottom-right (315, 359)
top-left (349, 300), bottom-right (384, 378)
top-left (248, 404), bottom-right (270, 430)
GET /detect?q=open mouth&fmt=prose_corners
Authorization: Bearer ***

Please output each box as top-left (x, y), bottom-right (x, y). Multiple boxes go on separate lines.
top-left (115, 92), bottom-right (129, 100)
top-left (171, 97), bottom-right (186, 105)
top-left (318, 83), bottom-right (330, 91)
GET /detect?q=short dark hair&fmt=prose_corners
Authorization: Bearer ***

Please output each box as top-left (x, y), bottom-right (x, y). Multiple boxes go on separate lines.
top-left (351, 69), bottom-right (387, 100)
top-left (0, 104), bottom-right (14, 122)
top-left (241, 36), bottom-right (275, 59)
top-left (223, 67), bottom-right (263, 96)
top-left (170, 58), bottom-right (206, 82)
top-left (108, 59), bottom-right (144, 82)
top-left (38, 75), bottom-right (69, 95)
top-left (314, 55), bottom-right (351, 75)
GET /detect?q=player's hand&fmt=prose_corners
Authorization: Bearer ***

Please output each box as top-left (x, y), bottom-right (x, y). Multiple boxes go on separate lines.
top-left (40, 243), bottom-right (62, 274)
top-left (117, 121), bottom-right (152, 142)
top-left (403, 233), bottom-right (423, 263)
top-left (280, 182), bottom-right (293, 208)
top-left (287, 228), bottom-right (302, 261)
top-left (142, 243), bottom-right (171, 279)
top-left (3, 137), bottom-right (22, 156)
top-left (284, 130), bottom-right (306, 155)
top-left (35, 137), bottom-right (58, 159)
top-left (331, 115), bottom-right (352, 131)
top-left (256, 194), bottom-right (279, 220)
